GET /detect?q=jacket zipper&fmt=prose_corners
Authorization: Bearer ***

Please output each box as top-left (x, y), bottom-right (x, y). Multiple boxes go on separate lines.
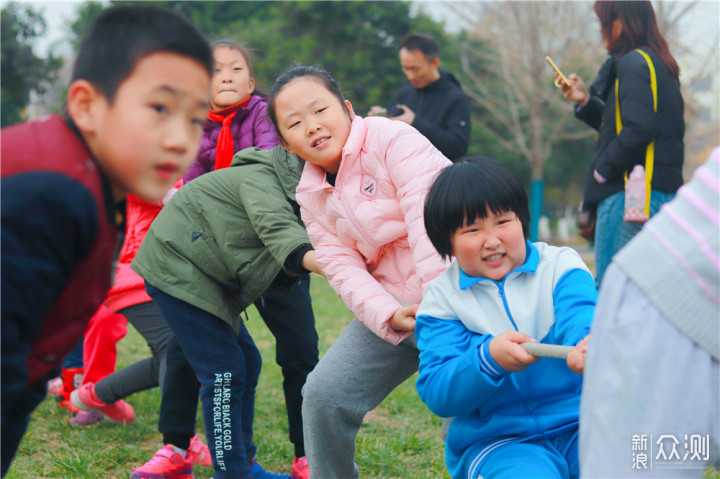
top-left (497, 281), bottom-right (519, 331)
top-left (498, 277), bottom-right (542, 435)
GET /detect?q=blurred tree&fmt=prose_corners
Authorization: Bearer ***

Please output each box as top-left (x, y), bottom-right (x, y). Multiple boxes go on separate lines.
top-left (1, 2), bottom-right (62, 127)
top-left (63, 1), bottom-right (265, 49)
top-left (66, 1), bottom-right (447, 115)
top-left (652, 0), bottom-right (716, 175)
top-left (146, 1), bottom-right (275, 34)
top-left (447, 1), bottom-right (605, 238)
top-left (215, 1), bottom-right (448, 114)
top-left (66, 1), bottom-right (107, 49)
top-left (452, 1), bottom-right (603, 184)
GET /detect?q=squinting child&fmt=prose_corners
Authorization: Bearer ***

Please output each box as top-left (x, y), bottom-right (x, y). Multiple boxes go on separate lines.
top-left (267, 65), bottom-right (451, 478)
top-left (183, 40), bottom-right (277, 182)
top-left (415, 157), bottom-right (596, 479)
top-left (0, 5), bottom-right (212, 475)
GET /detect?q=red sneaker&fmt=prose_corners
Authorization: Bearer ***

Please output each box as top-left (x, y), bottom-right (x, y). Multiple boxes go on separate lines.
top-left (186, 435), bottom-right (212, 467)
top-left (291, 456), bottom-right (309, 479)
top-left (130, 445), bottom-right (193, 479)
top-left (70, 382), bottom-right (135, 424)
top-left (50, 368), bottom-right (84, 414)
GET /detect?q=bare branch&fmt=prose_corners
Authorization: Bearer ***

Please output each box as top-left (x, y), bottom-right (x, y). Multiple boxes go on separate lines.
top-left (456, 0), bottom-right (604, 179)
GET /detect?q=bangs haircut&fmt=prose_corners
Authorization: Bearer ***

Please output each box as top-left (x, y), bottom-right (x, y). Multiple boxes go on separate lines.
top-left (424, 157), bottom-right (530, 259)
top-left (212, 39), bottom-right (266, 96)
top-left (213, 40), bottom-right (255, 78)
top-left (71, 4), bottom-right (213, 104)
top-left (267, 64), bottom-right (349, 141)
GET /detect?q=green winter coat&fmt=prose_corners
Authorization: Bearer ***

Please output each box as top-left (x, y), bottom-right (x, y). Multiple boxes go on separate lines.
top-left (131, 146), bottom-right (310, 335)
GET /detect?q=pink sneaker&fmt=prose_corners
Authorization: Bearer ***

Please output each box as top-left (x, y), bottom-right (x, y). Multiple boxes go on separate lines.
top-left (186, 435), bottom-right (212, 467)
top-left (130, 445), bottom-right (192, 479)
top-left (70, 382), bottom-right (135, 424)
top-left (291, 456), bottom-right (309, 479)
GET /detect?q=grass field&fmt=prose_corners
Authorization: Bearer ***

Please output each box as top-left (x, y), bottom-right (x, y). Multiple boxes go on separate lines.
top-left (6, 277), bottom-right (450, 479)
top-left (6, 272), bottom-right (718, 478)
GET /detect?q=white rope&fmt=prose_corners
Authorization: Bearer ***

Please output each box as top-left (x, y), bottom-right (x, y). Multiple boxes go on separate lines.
top-left (521, 342), bottom-right (573, 359)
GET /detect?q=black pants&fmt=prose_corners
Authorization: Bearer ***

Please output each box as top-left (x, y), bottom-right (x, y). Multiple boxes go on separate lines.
top-left (1, 373), bottom-right (49, 476)
top-left (159, 274), bottom-right (319, 458)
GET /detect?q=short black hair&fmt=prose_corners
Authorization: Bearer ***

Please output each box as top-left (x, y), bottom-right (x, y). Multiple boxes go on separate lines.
top-left (400, 34), bottom-right (439, 61)
top-left (71, 4), bottom-right (213, 104)
top-left (424, 156), bottom-right (530, 259)
top-left (267, 64), bottom-right (349, 142)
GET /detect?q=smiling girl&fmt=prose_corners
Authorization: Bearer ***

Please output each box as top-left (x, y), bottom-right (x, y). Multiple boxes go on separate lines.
top-left (267, 64), bottom-right (451, 478)
top-left (183, 40), bottom-right (277, 182)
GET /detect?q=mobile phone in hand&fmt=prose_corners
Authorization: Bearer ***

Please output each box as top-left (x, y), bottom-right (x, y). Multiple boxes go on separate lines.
top-left (545, 56), bottom-right (569, 86)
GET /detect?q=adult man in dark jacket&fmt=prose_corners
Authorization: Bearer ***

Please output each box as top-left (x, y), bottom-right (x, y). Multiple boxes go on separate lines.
top-left (374, 34), bottom-right (471, 161)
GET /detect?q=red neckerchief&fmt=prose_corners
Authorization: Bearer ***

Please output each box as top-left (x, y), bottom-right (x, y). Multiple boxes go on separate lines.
top-left (207, 94), bottom-right (251, 170)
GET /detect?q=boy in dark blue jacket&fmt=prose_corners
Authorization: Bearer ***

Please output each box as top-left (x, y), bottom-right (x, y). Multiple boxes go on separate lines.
top-left (0, 6), bottom-right (212, 474)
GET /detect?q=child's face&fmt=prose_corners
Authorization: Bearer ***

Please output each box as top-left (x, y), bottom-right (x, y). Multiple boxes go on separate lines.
top-left (211, 46), bottom-right (255, 110)
top-left (450, 208), bottom-right (526, 281)
top-left (274, 77), bottom-right (353, 174)
top-left (81, 52), bottom-right (209, 202)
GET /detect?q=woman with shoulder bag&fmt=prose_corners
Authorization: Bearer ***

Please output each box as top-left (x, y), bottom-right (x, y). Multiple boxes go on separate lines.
top-left (558, 0), bottom-right (684, 287)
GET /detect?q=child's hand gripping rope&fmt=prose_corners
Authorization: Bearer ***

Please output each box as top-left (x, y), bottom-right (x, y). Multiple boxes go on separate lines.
top-left (522, 336), bottom-right (590, 375)
top-left (520, 343), bottom-right (573, 359)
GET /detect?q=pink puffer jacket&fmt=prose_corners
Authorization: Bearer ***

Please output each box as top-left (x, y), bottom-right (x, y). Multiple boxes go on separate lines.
top-left (296, 116), bottom-right (451, 345)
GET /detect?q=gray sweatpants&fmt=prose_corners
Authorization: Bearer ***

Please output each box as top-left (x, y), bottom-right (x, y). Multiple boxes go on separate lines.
top-left (94, 301), bottom-right (173, 404)
top-left (302, 318), bottom-right (420, 479)
top-left (581, 264), bottom-right (720, 478)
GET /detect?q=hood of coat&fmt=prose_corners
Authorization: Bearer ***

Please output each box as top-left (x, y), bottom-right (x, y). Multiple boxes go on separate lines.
top-left (230, 145), bottom-right (302, 201)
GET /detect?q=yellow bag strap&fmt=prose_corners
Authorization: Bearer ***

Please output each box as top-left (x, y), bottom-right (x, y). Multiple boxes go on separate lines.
top-left (616, 48), bottom-right (657, 217)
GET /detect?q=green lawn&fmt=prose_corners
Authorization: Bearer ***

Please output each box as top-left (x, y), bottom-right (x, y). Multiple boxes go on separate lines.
top-left (6, 275), bottom-right (718, 478)
top-left (6, 277), bottom-right (450, 479)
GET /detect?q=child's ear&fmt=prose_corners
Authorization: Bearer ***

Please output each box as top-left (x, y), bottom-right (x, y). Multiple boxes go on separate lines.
top-left (67, 79), bottom-right (105, 135)
top-left (345, 99), bottom-right (355, 120)
top-left (279, 136), bottom-right (296, 156)
top-left (248, 77), bottom-right (256, 95)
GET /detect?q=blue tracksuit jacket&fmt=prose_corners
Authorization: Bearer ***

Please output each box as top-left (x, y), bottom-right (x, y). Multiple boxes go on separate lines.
top-left (415, 242), bottom-right (597, 478)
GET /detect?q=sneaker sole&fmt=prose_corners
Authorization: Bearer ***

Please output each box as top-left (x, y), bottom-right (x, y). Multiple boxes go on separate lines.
top-left (129, 470), bottom-right (193, 479)
top-left (70, 390), bottom-right (132, 424)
